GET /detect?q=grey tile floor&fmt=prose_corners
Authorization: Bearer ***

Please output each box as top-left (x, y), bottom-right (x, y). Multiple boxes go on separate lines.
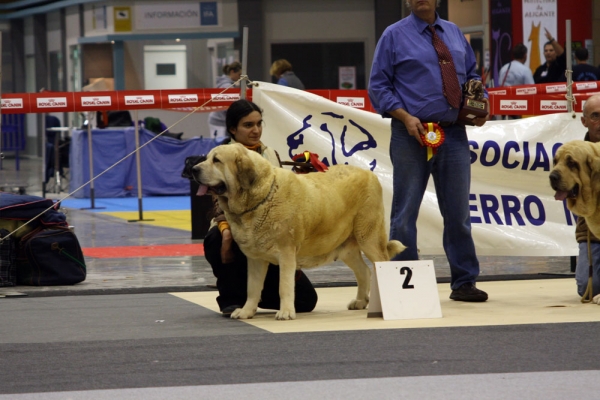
top-left (0, 154), bottom-right (575, 298)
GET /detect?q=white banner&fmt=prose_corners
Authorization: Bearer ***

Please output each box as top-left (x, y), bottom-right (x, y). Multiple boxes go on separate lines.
top-left (253, 82), bottom-right (585, 257)
top-left (522, 0), bottom-right (557, 74)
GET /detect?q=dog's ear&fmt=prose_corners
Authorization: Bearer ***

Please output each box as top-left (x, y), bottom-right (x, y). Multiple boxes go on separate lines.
top-left (587, 155), bottom-right (600, 192)
top-left (235, 151), bottom-right (257, 189)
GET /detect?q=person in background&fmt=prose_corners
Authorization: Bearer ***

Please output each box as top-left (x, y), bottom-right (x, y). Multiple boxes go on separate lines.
top-left (498, 43), bottom-right (534, 87)
top-left (575, 94), bottom-right (600, 299)
top-left (533, 28), bottom-right (566, 84)
top-left (498, 43), bottom-right (534, 120)
top-left (573, 48), bottom-right (600, 82)
top-left (368, 0), bottom-right (489, 302)
top-left (202, 99), bottom-right (318, 317)
top-left (207, 62), bottom-right (242, 139)
top-left (269, 59), bottom-right (305, 90)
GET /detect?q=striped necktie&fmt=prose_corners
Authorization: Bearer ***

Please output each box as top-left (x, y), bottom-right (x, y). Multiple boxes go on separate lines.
top-left (429, 25), bottom-right (462, 109)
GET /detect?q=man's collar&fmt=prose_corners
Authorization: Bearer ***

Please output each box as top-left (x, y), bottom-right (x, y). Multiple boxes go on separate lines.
top-left (411, 11), bottom-right (443, 33)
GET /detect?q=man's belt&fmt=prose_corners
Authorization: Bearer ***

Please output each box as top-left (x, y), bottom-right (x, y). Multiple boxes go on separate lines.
top-left (417, 120), bottom-right (455, 127)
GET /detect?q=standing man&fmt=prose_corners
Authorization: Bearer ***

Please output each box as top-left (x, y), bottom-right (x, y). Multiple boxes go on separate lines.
top-left (572, 48), bottom-right (600, 82)
top-left (369, 0), bottom-right (489, 302)
top-left (498, 43), bottom-right (534, 87)
top-left (533, 29), bottom-right (566, 84)
top-left (575, 94), bottom-right (600, 299)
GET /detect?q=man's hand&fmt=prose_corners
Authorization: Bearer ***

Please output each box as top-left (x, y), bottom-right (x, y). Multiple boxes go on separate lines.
top-left (472, 98), bottom-right (490, 127)
top-left (221, 228), bottom-right (235, 264)
top-left (390, 108), bottom-right (425, 146)
top-left (403, 115), bottom-right (426, 146)
top-left (544, 28), bottom-right (564, 56)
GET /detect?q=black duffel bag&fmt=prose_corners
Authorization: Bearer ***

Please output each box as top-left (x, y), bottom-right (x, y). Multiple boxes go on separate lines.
top-left (17, 227), bottom-right (86, 286)
top-left (0, 229), bottom-right (17, 287)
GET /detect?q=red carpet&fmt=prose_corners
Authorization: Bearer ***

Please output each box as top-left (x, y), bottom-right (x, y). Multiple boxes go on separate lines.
top-left (83, 244), bottom-right (205, 258)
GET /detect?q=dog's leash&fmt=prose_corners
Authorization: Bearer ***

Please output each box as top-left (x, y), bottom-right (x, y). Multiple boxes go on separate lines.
top-left (581, 228), bottom-right (594, 303)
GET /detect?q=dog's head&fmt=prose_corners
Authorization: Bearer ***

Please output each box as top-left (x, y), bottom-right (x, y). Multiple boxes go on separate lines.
top-left (549, 140), bottom-right (600, 217)
top-left (190, 143), bottom-right (274, 201)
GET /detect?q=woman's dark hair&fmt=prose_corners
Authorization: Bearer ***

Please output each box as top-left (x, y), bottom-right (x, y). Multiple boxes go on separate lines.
top-left (225, 99), bottom-right (263, 135)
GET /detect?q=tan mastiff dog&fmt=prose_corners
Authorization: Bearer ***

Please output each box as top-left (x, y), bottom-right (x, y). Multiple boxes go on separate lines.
top-left (550, 95), bottom-right (600, 239)
top-left (193, 143), bottom-right (405, 320)
top-left (550, 140), bottom-right (600, 237)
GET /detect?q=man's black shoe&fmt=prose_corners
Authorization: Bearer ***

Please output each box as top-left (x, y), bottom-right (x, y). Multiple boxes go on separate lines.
top-left (221, 305), bottom-right (241, 317)
top-left (449, 282), bottom-right (488, 302)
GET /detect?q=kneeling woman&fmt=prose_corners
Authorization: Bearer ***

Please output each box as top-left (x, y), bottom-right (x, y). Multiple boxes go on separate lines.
top-left (203, 99), bottom-right (318, 317)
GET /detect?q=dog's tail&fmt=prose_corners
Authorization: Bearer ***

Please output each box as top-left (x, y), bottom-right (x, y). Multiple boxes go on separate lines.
top-left (387, 240), bottom-right (406, 260)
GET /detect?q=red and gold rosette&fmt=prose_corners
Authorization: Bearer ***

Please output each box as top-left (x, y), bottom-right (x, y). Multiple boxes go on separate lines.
top-left (420, 122), bottom-right (445, 160)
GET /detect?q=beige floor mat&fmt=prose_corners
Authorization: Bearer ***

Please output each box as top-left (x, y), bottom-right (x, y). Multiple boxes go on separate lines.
top-left (172, 278), bottom-right (600, 334)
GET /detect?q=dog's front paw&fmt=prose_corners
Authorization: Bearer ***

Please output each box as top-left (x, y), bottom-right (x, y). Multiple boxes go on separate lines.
top-left (593, 294), bottom-right (600, 305)
top-left (231, 307), bottom-right (255, 319)
top-left (275, 309), bottom-right (296, 320)
top-left (347, 299), bottom-right (369, 310)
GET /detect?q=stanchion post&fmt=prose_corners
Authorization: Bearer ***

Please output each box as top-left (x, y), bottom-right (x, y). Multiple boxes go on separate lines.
top-left (54, 126), bottom-right (61, 191)
top-left (128, 110), bottom-right (153, 223)
top-left (566, 19), bottom-right (573, 113)
top-left (0, 32), bottom-right (3, 171)
top-left (80, 112), bottom-right (104, 210)
top-left (240, 25), bottom-right (249, 100)
top-left (41, 113), bottom-right (47, 197)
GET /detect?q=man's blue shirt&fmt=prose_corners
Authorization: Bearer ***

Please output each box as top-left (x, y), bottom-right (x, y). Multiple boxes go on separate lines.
top-left (369, 12), bottom-right (485, 122)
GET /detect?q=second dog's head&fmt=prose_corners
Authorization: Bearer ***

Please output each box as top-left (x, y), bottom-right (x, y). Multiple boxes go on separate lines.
top-left (549, 140), bottom-right (600, 217)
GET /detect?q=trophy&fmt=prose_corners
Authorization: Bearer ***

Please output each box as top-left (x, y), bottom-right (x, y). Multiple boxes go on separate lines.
top-left (458, 80), bottom-right (488, 125)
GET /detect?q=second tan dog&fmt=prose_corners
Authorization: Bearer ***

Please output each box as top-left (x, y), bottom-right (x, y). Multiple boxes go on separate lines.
top-left (550, 140), bottom-right (600, 237)
top-left (193, 144), bottom-right (405, 320)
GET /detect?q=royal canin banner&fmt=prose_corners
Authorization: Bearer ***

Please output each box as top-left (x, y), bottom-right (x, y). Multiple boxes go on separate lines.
top-left (0, 88), bottom-right (376, 114)
top-left (0, 82), bottom-right (598, 115)
top-left (1, 94), bottom-right (31, 113)
top-left (74, 91), bottom-right (118, 111)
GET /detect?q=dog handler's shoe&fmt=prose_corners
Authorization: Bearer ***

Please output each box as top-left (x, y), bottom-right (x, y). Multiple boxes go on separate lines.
top-left (221, 305), bottom-right (241, 318)
top-left (449, 282), bottom-right (488, 302)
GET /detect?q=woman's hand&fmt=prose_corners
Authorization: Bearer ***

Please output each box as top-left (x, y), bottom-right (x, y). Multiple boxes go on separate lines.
top-left (221, 229), bottom-right (235, 264)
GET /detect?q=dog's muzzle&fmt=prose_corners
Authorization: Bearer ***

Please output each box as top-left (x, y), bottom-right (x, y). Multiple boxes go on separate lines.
top-left (549, 170), bottom-right (561, 191)
top-left (549, 170), bottom-right (579, 201)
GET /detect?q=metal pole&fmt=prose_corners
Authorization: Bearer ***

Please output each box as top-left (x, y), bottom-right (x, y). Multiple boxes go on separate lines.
top-left (128, 111), bottom-right (152, 223)
top-left (87, 112), bottom-right (95, 207)
top-left (566, 20), bottom-right (573, 113)
top-left (54, 125), bottom-right (61, 192)
top-left (80, 112), bottom-right (104, 210)
top-left (42, 114), bottom-right (47, 197)
top-left (566, 19), bottom-right (575, 271)
top-left (0, 31), bottom-right (3, 171)
top-left (240, 25), bottom-right (249, 100)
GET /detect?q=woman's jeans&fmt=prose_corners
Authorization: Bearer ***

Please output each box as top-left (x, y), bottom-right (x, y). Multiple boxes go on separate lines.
top-left (576, 241), bottom-right (600, 297)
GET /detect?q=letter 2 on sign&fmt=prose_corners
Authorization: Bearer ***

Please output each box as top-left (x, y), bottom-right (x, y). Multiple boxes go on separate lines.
top-left (400, 267), bottom-right (414, 289)
top-left (369, 260), bottom-right (442, 320)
